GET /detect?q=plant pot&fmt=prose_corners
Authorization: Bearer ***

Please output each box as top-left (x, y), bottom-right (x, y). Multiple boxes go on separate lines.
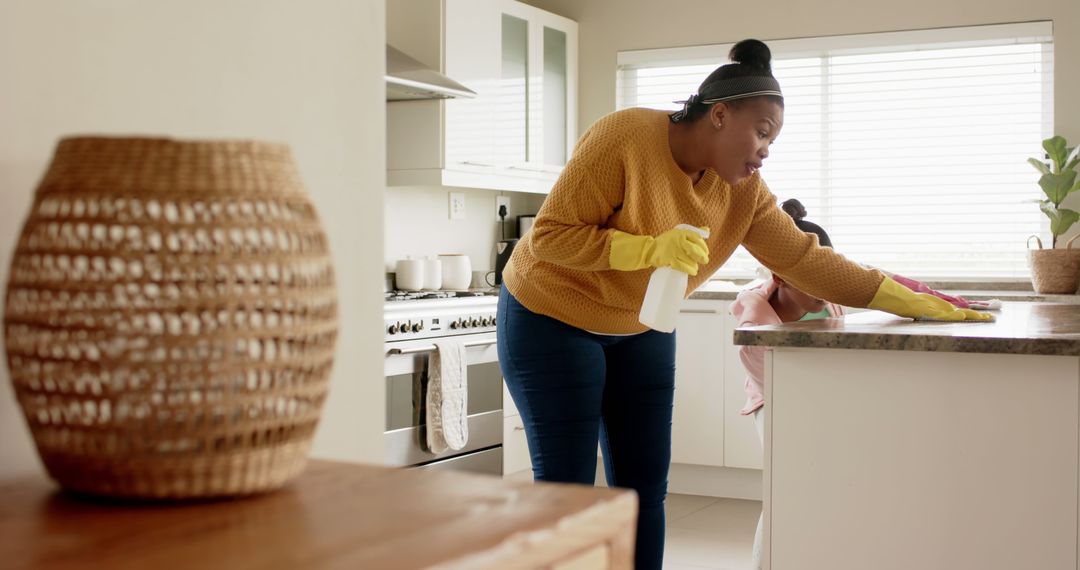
top-left (1027, 235), bottom-right (1080, 294)
top-left (3, 137), bottom-right (338, 499)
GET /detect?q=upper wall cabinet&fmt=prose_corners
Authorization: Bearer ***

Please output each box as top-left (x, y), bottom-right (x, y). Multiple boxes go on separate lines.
top-left (387, 0), bottom-right (578, 194)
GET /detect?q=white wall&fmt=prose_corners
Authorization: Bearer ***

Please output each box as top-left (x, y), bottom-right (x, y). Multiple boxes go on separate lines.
top-left (383, 187), bottom-right (546, 276)
top-left (0, 0), bottom-right (387, 477)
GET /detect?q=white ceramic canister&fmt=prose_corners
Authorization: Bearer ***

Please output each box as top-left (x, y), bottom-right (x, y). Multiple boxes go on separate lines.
top-left (422, 257), bottom-right (442, 290)
top-left (395, 257), bottom-right (425, 291)
top-left (438, 254), bottom-right (472, 290)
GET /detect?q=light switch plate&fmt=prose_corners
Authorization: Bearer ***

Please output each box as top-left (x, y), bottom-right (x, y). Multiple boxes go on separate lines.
top-left (449, 192), bottom-right (466, 220)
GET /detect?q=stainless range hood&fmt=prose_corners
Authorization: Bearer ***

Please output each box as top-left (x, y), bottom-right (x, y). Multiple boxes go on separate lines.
top-left (386, 45), bottom-right (476, 101)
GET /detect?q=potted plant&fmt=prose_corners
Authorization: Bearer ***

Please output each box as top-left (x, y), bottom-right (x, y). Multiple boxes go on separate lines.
top-left (1027, 135), bottom-right (1080, 293)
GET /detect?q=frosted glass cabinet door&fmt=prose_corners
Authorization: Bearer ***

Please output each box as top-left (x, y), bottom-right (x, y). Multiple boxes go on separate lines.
top-left (495, 13), bottom-right (528, 167)
top-left (491, 0), bottom-right (577, 172)
top-left (529, 6), bottom-right (576, 170)
top-left (541, 25), bottom-right (568, 166)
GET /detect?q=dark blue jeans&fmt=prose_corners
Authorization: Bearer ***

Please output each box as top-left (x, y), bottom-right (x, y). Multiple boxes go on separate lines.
top-left (497, 286), bottom-right (675, 570)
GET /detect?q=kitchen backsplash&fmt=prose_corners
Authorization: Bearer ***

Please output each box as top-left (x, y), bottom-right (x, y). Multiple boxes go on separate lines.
top-left (383, 185), bottom-right (546, 272)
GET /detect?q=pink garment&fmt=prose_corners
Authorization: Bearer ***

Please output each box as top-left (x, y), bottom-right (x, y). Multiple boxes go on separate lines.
top-left (729, 280), bottom-right (843, 416)
top-left (890, 274), bottom-right (971, 309)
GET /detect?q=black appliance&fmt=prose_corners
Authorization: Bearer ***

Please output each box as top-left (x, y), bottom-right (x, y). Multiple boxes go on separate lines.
top-left (494, 239), bottom-right (517, 285)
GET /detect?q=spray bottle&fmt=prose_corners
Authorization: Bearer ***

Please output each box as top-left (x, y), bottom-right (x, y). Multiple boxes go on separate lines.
top-left (638, 224), bottom-right (711, 333)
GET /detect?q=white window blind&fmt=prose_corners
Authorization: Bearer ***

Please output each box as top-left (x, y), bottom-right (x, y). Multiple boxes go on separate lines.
top-left (617, 23), bottom-right (1054, 280)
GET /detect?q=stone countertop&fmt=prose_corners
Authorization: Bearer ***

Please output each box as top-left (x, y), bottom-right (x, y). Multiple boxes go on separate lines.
top-left (733, 301), bottom-right (1080, 356)
top-left (689, 280), bottom-right (1080, 304)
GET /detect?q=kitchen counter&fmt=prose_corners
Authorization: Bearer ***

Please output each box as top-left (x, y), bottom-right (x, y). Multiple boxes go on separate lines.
top-left (0, 459), bottom-right (637, 569)
top-left (690, 279), bottom-right (1080, 303)
top-left (740, 302), bottom-right (1080, 569)
top-left (734, 301), bottom-right (1080, 356)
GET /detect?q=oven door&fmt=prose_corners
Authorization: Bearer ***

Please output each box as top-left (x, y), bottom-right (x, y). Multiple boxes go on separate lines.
top-left (384, 332), bottom-right (502, 475)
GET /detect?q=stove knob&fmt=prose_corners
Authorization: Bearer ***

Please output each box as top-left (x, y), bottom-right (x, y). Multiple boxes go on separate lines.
top-left (411, 322), bottom-right (423, 332)
top-left (470, 317), bottom-right (481, 327)
top-left (449, 319), bottom-right (460, 330)
top-left (387, 323), bottom-right (399, 334)
top-left (481, 317), bottom-right (492, 326)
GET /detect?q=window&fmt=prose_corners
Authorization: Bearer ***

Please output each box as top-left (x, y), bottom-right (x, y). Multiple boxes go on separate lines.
top-left (617, 22), bottom-right (1054, 280)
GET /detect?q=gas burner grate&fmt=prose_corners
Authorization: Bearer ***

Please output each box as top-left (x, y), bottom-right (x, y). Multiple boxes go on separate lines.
top-left (384, 290), bottom-right (492, 302)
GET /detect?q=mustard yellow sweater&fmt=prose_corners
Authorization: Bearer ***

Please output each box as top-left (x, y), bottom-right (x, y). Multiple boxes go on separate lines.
top-left (503, 108), bottom-right (884, 334)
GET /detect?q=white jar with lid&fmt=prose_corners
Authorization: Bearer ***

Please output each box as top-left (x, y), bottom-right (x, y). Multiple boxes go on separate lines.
top-left (638, 224), bottom-right (710, 333)
top-left (395, 257), bottom-right (425, 291)
top-left (439, 254), bottom-right (472, 290)
top-left (422, 257), bottom-right (442, 290)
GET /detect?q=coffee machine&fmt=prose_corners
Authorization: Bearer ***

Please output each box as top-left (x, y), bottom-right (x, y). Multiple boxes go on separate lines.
top-left (495, 238), bottom-right (517, 285)
top-left (495, 203), bottom-right (526, 286)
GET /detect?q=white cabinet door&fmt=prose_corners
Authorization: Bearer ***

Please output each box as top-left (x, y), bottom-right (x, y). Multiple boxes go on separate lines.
top-left (445, 0), bottom-right (500, 170)
top-left (671, 302), bottom-right (726, 466)
top-left (768, 348), bottom-right (1079, 569)
top-left (723, 306), bottom-right (763, 469)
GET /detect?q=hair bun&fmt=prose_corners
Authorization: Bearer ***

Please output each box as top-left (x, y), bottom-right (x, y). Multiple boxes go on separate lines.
top-left (781, 198), bottom-right (806, 221)
top-left (729, 39), bottom-right (772, 72)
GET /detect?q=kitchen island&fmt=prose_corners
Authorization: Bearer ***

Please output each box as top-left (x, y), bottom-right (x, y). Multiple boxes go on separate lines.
top-left (735, 301), bottom-right (1080, 570)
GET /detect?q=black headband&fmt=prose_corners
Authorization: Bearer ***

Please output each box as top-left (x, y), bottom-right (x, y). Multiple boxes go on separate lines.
top-left (669, 75), bottom-right (783, 123)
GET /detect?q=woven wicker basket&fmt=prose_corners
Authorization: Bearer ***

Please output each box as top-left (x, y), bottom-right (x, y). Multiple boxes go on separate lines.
top-left (4, 137), bottom-right (338, 499)
top-left (1027, 235), bottom-right (1080, 295)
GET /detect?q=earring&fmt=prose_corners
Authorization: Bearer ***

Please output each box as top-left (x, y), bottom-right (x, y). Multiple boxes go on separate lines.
top-left (715, 122), bottom-right (723, 129)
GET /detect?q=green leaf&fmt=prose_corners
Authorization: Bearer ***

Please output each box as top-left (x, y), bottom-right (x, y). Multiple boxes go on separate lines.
top-left (1028, 157), bottom-right (1051, 174)
top-left (1040, 171), bottom-right (1079, 204)
top-left (1066, 145), bottom-right (1080, 172)
top-left (1041, 202), bottom-right (1080, 236)
top-left (1044, 136), bottom-right (1068, 172)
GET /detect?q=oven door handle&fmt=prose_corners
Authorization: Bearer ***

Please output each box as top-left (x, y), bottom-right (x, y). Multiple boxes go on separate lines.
top-left (386, 338), bottom-right (497, 355)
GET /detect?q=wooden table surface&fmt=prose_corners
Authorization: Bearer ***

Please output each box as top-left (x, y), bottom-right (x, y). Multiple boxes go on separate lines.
top-left (0, 459), bottom-right (637, 569)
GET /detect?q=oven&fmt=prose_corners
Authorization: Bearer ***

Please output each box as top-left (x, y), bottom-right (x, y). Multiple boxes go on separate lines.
top-left (384, 294), bottom-right (502, 475)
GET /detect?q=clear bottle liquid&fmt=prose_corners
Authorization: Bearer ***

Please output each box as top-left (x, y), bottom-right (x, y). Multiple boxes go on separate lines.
top-left (638, 224), bottom-right (710, 333)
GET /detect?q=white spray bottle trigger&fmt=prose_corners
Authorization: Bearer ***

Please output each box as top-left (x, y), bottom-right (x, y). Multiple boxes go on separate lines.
top-left (673, 223), bottom-right (711, 240)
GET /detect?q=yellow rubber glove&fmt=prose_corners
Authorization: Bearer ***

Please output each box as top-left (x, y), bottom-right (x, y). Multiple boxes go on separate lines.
top-left (868, 277), bottom-right (994, 321)
top-left (610, 227), bottom-right (709, 275)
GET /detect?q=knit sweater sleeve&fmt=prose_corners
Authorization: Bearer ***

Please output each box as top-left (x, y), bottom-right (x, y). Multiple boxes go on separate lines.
top-left (527, 118), bottom-right (628, 272)
top-left (741, 180), bottom-right (885, 308)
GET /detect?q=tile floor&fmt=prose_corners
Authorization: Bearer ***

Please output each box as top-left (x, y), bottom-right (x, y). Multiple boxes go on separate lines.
top-left (663, 493), bottom-right (761, 570)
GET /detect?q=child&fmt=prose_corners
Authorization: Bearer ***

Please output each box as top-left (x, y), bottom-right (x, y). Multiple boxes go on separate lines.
top-left (730, 199), bottom-right (842, 569)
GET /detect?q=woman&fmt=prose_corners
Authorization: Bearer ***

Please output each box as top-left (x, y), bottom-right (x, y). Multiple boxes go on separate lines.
top-left (497, 39), bottom-right (989, 569)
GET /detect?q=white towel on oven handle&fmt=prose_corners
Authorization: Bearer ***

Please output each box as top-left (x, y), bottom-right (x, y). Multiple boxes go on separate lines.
top-left (426, 339), bottom-right (469, 453)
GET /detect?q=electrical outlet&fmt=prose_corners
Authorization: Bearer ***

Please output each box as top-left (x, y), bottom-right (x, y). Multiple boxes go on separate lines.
top-left (495, 195), bottom-right (511, 222)
top-left (449, 192), bottom-right (466, 220)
